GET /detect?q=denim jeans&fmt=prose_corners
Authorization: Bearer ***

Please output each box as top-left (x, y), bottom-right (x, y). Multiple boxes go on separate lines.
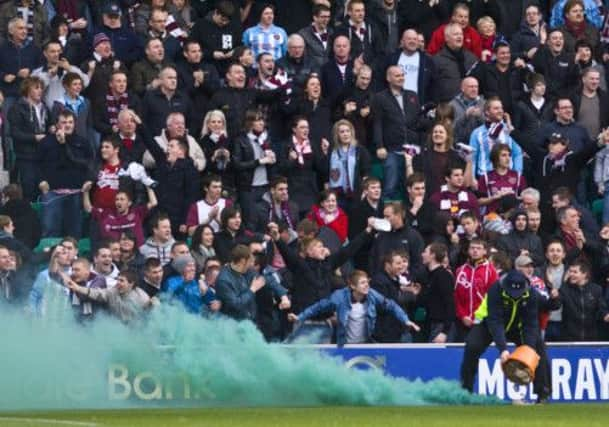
top-left (382, 151), bottom-right (404, 201)
top-left (41, 191), bottom-right (83, 238)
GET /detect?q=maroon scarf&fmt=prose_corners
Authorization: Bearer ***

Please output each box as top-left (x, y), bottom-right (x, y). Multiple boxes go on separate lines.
top-left (106, 90), bottom-right (129, 128)
top-left (560, 225), bottom-right (578, 251)
top-left (565, 19), bottom-right (586, 40)
top-left (56, 0), bottom-right (79, 21)
top-left (269, 199), bottom-right (295, 230)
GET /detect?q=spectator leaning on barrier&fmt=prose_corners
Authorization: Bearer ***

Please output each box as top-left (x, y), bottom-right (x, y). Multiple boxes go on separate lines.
top-left (288, 269), bottom-right (420, 347)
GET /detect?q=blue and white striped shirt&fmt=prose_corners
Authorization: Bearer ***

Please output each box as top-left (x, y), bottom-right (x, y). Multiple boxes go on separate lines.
top-left (242, 24), bottom-right (288, 62)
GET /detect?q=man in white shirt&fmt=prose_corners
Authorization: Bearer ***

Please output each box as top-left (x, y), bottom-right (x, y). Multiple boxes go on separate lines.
top-left (385, 28), bottom-right (435, 104)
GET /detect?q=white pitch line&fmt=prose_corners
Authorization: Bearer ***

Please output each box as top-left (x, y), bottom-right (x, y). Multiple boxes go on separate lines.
top-left (0, 416), bottom-right (98, 426)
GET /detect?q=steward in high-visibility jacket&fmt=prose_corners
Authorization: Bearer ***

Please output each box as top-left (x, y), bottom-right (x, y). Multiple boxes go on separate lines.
top-left (460, 270), bottom-right (551, 402)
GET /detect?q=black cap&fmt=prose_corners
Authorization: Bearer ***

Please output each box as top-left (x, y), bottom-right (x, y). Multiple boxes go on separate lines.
top-left (501, 270), bottom-right (530, 299)
top-left (103, 2), bottom-right (122, 16)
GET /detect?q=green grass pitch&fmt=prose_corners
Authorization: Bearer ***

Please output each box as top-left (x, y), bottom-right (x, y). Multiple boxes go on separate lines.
top-left (2, 405), bottom-right (609, 427)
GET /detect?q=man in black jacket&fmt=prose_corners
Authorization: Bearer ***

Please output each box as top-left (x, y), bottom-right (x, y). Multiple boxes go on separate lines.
top-left (276, 34), bottom-right (319, 89)
top-left (420, 242), bottom-right (456, 343)
top-left (349, 177), bottom-right (384, 270)
top-left (530, 28), bottom-right (579, 101)
top-left (209, 63), bottom-right (278, 137)
top-left (252, 176), bottom-right (299, 235)
top-left (334, 0), bottom-right (384, 67)
top-left (372, 250), bottom-right (419, 343)
top-left (460, 269), bottom-right (550, 402)
top-left (496, 209), bottom-right (544, 266)
top-left (139, 116), bottom-right (200, 239)
top-left (431, 23), bottom-right (478, 102)
top-left (404, 172), bottom-right (435, 243)
top-left (470, 41), bottom-right (524, 115)
top-left (190, 0), bottom-right (241, 76)
top-left (93, 70), bottom-right (141, 137)
top-left (142, 66), bottom-right (192, 138)
top-left (176, 40), bottom-right (221, 132)
top-left (373, 65), bottom-right (426, 200)
top-left (369, 202), bottom-right (425, 276)
top-left (385, 28), bottom-right (435, 105)
top-left (37, 110), bottom-right (94, 238)
top-left (271, 218), bottom-right (375, 318)
top-left (321, 35), bottom-right (356, 107)
top-left (559, 260), bottom-right (609, 341)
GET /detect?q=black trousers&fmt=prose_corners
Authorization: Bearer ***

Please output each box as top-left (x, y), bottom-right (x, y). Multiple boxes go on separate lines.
top-left (238, 185), bottom-right (268, 229)
top-left (460, 322), bottom-right (551, 399)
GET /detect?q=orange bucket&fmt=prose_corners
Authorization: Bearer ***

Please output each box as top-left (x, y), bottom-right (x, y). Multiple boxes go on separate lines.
top-left (502, 345), bottom-right (540, 385)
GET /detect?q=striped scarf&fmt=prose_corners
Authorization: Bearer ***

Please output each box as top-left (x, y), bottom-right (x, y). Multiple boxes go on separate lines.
top-left (16, 1), bottom-right (35, 42)
top-left (165, 13), bottom-right (187, 42)
top-left (106, 90), bottom-right (129, 127)
top-left (292, 135), bottom-right (312, 166)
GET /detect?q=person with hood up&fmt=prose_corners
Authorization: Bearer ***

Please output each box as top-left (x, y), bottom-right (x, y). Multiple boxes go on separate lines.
top-left (496, 209), bottom-right (544, 266)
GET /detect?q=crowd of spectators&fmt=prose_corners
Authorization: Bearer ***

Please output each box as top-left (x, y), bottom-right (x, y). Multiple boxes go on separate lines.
top-left (1, 0), bottom-right (609, 347)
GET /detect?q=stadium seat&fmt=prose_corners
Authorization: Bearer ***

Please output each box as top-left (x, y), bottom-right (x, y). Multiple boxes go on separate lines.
top-left (34, 237), bottom-right (62, 253)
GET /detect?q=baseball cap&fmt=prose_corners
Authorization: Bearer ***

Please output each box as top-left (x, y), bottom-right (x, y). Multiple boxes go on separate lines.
top-left (514, 254), bottom-right (533, 268)
top-left (501, 270), bottom-right (530, 299)
top-left (103, 2), bottom-right (122, 16)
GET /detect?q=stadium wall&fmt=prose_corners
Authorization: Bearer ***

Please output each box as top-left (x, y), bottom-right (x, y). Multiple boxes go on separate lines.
top-left (326, 343), bottom-right (609, 402)
top-left (104, 344), bottom-right (609, 404)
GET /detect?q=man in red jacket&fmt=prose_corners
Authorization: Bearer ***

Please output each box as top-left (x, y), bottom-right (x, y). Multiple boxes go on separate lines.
top-left (454, 238), bottom-right (497, 341)
top-left (427, 3), bottom-right (482, 58)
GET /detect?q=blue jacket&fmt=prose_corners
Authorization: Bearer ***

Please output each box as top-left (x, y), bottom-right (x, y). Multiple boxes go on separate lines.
top-left (164, 275), bottom-right (216, 314)
top-left (470, 122), bottom-right (523, 177)
top-left (550, 0), bottom-right (602, 29)
top-left (89, 25), bottom-right (143, 66)
top-left (215, 265), bottom-right (257, 321)
top-left (475, 280), bottom-right (539, 352)
top-left (296, 287), bottom-right (410, 347)
top-left (0, 39), bottom-right (42, 97)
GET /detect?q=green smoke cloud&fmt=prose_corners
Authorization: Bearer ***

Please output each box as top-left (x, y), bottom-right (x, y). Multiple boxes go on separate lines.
top-left (0, 302), bottom-right (499, 410)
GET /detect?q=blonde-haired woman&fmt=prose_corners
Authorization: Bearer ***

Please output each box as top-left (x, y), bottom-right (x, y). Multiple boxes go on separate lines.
top-left (328, 119), bottom-right (371, 213)
top-left (199, 109), bottom-right (234, 193)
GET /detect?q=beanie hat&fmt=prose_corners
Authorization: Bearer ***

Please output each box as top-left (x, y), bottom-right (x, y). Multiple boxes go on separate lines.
top-left (93, 33), bottom-right (111, 48)
top-left (172, 255), bottom-right (195, 275)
